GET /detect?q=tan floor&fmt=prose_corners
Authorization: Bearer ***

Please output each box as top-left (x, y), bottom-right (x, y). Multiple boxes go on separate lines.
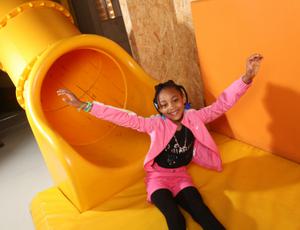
top-left (0, 120), bottom-right (52, 230)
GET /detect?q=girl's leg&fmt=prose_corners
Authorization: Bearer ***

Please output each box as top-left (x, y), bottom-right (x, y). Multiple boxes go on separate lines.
top-left (151, 189), bottom-right (186, 230)
top-left (175, 186), bottom-right (225, 230)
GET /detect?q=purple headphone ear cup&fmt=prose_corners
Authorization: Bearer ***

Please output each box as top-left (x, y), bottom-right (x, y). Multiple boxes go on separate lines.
top-left (185, 103), bottom-right (191, 109)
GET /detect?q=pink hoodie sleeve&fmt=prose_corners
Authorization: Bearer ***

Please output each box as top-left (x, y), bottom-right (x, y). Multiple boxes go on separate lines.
top-left (196, 78), bottom-right (252, 124)
top-left (89, 102), bottom-right (155, 133)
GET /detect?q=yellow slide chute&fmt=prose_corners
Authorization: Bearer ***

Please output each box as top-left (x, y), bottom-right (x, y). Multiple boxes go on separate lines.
top-left (1, 1), bottom-right (300, 230)
top-left (0, 0), bottom-right (156, 212)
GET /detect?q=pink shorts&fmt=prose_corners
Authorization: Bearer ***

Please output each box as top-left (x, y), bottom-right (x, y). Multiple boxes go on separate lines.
top-left (145, 163), bottom-right (194, 202)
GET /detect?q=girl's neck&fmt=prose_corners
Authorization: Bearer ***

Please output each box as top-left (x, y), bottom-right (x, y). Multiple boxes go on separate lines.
top-left (176, 123), bottom-right (182, 131)
top-left (168, 118), bottom-right (182, 130)
top-left (171, 113), bottom-right (184, 130)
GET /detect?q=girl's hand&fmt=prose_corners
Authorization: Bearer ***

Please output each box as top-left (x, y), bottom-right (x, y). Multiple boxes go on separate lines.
top-left (242, 53), bottom-right (263, 84)
top-left (57, 88), bottom-right (86, 109)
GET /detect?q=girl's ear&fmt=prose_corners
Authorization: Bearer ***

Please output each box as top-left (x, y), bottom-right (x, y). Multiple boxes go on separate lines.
top-left (157, 104), bottom-right (163, 113)
top-left (183, 95), bottom-right (187, 104)
top-left (179, 86), bottom-right (189, 106)
top-left (180, 91), bottom-right (187, 104)
top-left (154, 101), bottom-right (162, 114)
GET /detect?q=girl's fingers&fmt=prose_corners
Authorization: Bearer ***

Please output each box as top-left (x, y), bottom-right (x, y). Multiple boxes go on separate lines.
top-left (57, 88), bottom-right (72, 95)
top-left (57, 90), bottom-right (73, 102)
top-left (57, 89), bottom-right (76, 100)
top-left (57, 91), bottom-right (65, 96)
top-left (248, 55), bottom-right (263, 67)
top-left (249, 53), bottom-right (263, 62)
top-left (56, 89), bottom-right (80, 107)
top-left (57, 88), bottom-right (66, 93)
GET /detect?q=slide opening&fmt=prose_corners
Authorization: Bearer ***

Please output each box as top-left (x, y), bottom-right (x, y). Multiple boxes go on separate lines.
top-left (40, 48), bottom-right (127, 146)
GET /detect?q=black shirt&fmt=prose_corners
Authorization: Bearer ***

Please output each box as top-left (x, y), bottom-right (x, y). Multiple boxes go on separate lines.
top-left (154, 125), bottom-right (195, 168)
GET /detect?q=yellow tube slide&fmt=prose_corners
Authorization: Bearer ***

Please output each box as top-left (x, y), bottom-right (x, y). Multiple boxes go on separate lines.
top-left (0, 0), bottom-right (157, 211)
top-left (3, 2), bottom-right (300, 230)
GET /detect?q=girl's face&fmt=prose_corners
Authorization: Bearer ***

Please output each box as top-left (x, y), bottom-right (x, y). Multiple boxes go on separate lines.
top-left (157, 87), bottom-right (186, 123)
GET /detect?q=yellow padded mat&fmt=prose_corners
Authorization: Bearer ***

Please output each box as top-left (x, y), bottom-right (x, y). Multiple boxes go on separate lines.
top-left (31, 132), bottom-right (300, 230)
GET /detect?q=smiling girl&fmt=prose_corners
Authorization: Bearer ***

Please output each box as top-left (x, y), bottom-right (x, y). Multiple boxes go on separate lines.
top-left (57, 53), bottom-right (263, 230)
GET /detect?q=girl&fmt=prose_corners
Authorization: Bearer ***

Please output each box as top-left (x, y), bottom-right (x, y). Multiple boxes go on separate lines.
top-left (57, 53), bottom-right (263, 230)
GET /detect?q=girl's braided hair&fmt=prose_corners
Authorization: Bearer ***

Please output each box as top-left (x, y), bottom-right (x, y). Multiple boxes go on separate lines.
top-left (153, 80), bottom-right (191, 112)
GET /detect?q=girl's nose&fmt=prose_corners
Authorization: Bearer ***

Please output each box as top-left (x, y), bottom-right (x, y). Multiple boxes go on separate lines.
top-left (168, 103), bottom-right (175, 111)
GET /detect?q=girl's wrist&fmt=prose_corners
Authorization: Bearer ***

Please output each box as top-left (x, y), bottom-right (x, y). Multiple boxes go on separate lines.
top-left (242, 74), bottom-right (253, 84)
top-left (77, 102), bottom-right (87, 111)
top-left (77, 101), bottom-right (93, 112)
top-left (83, 102), bottom-right (93, 112)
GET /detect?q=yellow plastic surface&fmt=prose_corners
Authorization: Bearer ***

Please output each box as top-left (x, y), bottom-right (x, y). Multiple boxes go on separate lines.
top-left (25, 34), bottom-right (157, 211)
top-left (1, 1), bottom-right (299, 229)
top-left (31, 133), bottom-right (300, 230)
top-left (0, 0), bottom-right (157, 212)
top-left (0, 0), bottom-right (77, 107)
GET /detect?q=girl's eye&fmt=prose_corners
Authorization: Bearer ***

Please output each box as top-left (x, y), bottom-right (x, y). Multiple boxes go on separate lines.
top-left (160, 104), bottom-right (167, 109)
top-left (173, 98), bottom-right (178, 102)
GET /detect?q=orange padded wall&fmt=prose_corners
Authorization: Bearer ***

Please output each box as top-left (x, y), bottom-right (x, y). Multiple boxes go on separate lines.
top-left (191, 0), bottom-right (300, 163)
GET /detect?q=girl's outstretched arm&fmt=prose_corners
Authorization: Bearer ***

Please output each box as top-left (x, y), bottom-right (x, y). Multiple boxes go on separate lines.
top-left (196, 53), bottom-right (263, 123)
top-left (57, 89), bottom-right (155, 133)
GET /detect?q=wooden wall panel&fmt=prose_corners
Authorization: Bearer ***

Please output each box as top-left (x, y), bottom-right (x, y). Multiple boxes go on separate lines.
top-left (119, 0), bottom-right (204, 108)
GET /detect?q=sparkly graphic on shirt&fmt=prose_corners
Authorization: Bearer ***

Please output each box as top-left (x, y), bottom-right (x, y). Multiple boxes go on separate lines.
top-left (155, 126), bottom-right (195, 168)
top-left (165, 141), bottom-right (194, 166)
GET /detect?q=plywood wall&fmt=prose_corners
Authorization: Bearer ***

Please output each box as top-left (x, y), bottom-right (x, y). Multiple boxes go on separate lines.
top-left (119, 0), bottom-right (204, 108)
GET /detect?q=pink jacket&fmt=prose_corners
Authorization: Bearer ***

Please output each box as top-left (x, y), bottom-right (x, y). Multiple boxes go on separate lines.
top-left (90, 78), bottom-right (251, 172)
